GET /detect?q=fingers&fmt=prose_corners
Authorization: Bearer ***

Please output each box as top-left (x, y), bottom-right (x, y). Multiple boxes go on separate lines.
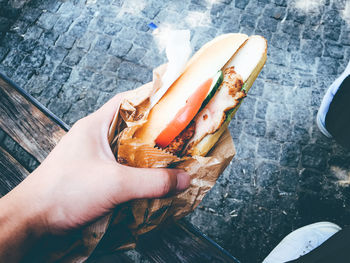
top-left (118, 166), bottom-right (190, 202)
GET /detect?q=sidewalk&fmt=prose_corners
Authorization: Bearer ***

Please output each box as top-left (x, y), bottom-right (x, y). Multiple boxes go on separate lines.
top-left (1, 0), bottom-right (350, 262)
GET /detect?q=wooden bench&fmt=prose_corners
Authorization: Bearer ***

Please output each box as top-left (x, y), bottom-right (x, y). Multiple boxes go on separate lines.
top-left (0, 72), bottom-right (240, 263)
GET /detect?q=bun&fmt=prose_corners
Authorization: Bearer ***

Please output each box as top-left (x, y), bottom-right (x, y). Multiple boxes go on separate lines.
top-left (188, 35), bottom-right (267, 156)
top-left (135, 33), bottom-right (249, 146)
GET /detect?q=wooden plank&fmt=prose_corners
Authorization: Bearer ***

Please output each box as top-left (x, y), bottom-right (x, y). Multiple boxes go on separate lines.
top-left (0, 73), bottom-right (67, 162)
top-left (136, 219), bottom-right (240, 263)
top-left (0, 145), bottom-right (28, 197)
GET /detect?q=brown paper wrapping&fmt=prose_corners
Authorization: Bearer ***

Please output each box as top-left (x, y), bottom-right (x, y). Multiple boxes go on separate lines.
top-left (102, 64), bottom-right (236, 250)
top-left (46, 64), bottom-right (235, 262)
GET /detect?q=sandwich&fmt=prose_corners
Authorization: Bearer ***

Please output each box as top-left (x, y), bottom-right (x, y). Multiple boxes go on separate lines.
top-left (134, 33), bottom-right (267, 157)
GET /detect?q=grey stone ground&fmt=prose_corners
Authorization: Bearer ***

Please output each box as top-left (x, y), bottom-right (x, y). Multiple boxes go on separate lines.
top-left (1, 0), bottom-right (350, 262)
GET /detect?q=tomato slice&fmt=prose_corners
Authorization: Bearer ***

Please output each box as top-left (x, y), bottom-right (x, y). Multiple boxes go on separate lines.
top-left (155, 77), bottom-right (213, 148)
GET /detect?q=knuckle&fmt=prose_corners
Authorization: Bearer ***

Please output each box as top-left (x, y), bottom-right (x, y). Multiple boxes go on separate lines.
top-left (157, 172), bottom-right (173, 196)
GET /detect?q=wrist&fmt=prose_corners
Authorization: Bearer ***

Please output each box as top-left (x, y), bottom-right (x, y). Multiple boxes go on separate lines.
top-left (0, 178), bottom-right (48, 239)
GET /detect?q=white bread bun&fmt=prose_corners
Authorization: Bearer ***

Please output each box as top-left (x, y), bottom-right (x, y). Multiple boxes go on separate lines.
top-left (188, 35), bottom-right (267, 156)
top-left (135, 33), bottom-right (249, 146)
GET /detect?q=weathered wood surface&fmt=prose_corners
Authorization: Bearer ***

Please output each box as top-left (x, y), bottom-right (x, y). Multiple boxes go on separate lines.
top-left (0, 145), bottom-right (28, 197)
top-left (137, 219), bottom-right (240, 263)
top-left (0, 73), bottom-right (67, 162)
top-left (0, 73), bottom-right (240, 263)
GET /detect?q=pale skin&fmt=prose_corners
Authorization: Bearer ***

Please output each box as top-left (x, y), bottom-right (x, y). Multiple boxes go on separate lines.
top-left (0, 92), bottom-right (190, 262)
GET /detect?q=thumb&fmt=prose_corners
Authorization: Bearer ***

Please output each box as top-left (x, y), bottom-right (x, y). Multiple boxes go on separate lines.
top-left (118, 166), bottom-right (190, 201)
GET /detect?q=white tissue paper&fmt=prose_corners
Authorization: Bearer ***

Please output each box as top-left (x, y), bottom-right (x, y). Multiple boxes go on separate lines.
top-left (150, 30), bottom-right (192, 108)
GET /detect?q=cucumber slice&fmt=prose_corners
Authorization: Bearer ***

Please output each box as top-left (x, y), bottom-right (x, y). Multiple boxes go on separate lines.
top-left (200, 70), bottom-right (223, 110)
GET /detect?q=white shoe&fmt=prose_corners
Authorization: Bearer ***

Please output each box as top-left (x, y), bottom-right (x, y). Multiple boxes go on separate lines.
top-left (317, 60), bottom-right (350, 138)
top-left (262, 222), bottom-right (341, 263)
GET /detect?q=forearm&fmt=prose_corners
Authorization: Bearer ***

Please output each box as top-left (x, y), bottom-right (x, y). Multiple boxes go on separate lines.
top-left (0, 185), bottom-right (43, 262)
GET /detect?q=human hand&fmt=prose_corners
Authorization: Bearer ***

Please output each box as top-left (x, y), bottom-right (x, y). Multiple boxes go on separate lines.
top-left (0, 93), bottom-right (190, 240)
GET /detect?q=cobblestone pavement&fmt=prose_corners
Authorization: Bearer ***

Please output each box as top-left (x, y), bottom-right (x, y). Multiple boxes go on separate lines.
top-left (1, 0), bottom-right (350, 262)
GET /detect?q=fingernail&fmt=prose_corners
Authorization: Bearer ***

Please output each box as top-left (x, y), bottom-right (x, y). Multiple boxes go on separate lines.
top-left (176, 172), bottom-right (190, 192)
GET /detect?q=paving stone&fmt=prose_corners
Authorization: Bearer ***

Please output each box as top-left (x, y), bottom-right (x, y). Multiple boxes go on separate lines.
top-left (323, 24), bottom-right (341, 41)
top-left (53, 16), bottom-right (74, 34)
top-left (56, 34), bottom-right (76, 49)
top-left (280, 142), bottom-right (301, 167)
top-left (36, 11), bottom-right (58, 30)
top-left (263, 5), bottom-right (286, 20)
top-left (102, 22), bottom-right (122, 36)
top-left (249, 78), bottom-right (265, 97)
top-left (51, 65), bottom-right (72, 82)
top-left (266, 102), bottom-right (290, 122)
top-left (272, 0), bottom-right (287, 6)
top-left (39, 30), bottom-right (59, 46)
top-left (266, 119), bottom-right (294, 142)
top-left (141, 1), bottom-right (162, 19)
top-left (68, 16), bottom-right (93, 39)
top-left (124, 45), bottom-right (147, 64)
top-left (2, 48), bottom-right (25, 68)
top-left (290, 52), bottom-right (316, 71)
top-left (18, 38), bottom-right (38, 54)
top-left (286, 7), bottom-right (307, 24)
top-left (21, 53), bottom-right (45, 69)
top-left (257, 17), bottom-right (278, 33)
top-left (240, 14), bottom-right (256, 28)
top-left (103, 55), bottom-right (121, 72)
top-left (134, 32), bottom-right (155, 49)
top-left (235, 0), bottom-right (249, 9)
top-left (301, 144), bottom-right (328, 171)
top-left (278, 168), bottom-right (299, 193)
top-left (0, 32), bottom-right (23, 48)
top-left (75, 31), bottom-right (95, 52)
top-left (25, 74), bottom-right (50, 96)
top-left (92, 73), bottom-right (117, 92)
top-left (318, 57), bottom-right (340, 75)
top-left (299, 168), bottom-right (323, 193)
top-left (258, 139), bottom-right (282, 163)
top-left (92, 35), bottom-right (111, 53)
top-left (235, 97), bottom-right (256, 121)
top-left (46, 46), bottom-right (68, 64)
top-left (69, 67), bottom-right (94, 83)
top-left (81, 51), bottom-right (107, 71)
top-left (20, 7), bottom-right (41, 23)
top-left (323, 41), bottom-right (344, 59)
top-left (0, 46), bottom-right (9, 61)
top-left (108, 38), bottom-right (132, 58)
top-left (340, 30), bottom-right (350, 45)
top-left (244, 119), bottom-right (266, 138)
top-left (262, 82), bottom-right (285, 102)
top-left (301, 39), bottom-right (323, 57)
top-left (118, 61), bottom-right (152, 83)
top-left (281, 20), bottom-right (301, 37)
top-left (235, 132), bottom-right (257, 162)
top-left (256, 161), bottom-right (281, 187)
top-left (255, 99), bottom-right (268, 120)
top-left (270, 31), bottom-right (289, 50)
top-left (302, 26), bottom-right (321, 40)
top-left (23, 25), bottom-right (43, 40)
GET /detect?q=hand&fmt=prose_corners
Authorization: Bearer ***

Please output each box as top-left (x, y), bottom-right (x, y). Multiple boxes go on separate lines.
top-left (0, 92), bottom-right (190, 261)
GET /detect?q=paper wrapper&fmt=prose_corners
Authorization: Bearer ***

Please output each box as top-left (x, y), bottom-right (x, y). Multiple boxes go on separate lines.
top-left (94, 63), bottom-right (236, 251)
